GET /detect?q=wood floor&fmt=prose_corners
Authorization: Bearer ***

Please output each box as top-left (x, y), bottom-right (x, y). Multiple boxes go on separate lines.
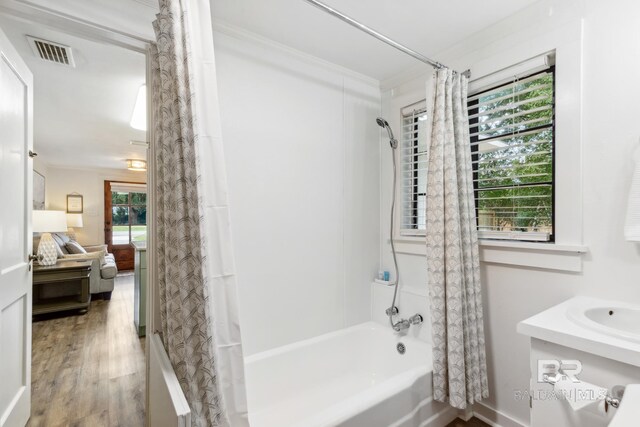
top-left (28, 273), bottom-right (146, 427)
top-left (446, 416), bottom-right (491, 427)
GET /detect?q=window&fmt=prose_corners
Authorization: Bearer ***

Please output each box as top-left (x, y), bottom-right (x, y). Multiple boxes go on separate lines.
top-left (468, 66), bottom-right (555, 241)
top-left (111, 190), bottom-right (147, 245)
top-left (400, 102), bottom-right (428, 233)
top-left (400, 63), bottom-right (555, 242)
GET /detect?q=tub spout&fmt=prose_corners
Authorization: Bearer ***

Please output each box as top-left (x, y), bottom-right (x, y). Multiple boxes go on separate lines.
top-left (392, 319), bottom-right (411, 332)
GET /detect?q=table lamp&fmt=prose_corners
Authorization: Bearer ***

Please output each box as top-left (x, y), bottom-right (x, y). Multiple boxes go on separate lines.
top-left (33, 210), bottom-right (68, 265)
top-left (66, 213), bottom-right (83, 241)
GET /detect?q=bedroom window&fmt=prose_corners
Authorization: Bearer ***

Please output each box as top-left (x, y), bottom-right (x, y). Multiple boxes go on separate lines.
top-left (468, 66), bottom-right (555, 242)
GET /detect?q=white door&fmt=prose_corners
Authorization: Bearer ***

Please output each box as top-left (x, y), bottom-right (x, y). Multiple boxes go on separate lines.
top-left (0, 25), bottom-right (33, 427)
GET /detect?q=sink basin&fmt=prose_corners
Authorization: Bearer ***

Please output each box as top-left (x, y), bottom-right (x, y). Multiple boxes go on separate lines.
top-left (585, 308), bottom-right (640, 334)
top-left (519, 296), bottom-right (640, 368)
top-left (568, 303), bottom-right (640, 344)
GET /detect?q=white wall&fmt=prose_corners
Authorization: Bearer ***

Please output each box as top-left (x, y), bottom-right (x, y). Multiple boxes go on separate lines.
top-left (33, 156), bottom-right (49, 208)
top-left (380, 1), bottom-right (640, 425)
top-left (46, 165), bottom-right (146, 245)
top-left (213, 26), bottom-right (381, 356)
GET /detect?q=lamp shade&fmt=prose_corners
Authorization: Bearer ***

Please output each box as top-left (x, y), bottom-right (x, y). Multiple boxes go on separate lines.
top-left (66, 213), bottom-right (83, 228)
top-left (33, 210), bottom-right (68, 233)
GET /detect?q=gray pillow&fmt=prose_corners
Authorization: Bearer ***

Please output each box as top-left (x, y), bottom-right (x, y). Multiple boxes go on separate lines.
top-left (66, 240), bottom-right (87, 254)
top-left (51, 233), bottom-right (69, 255)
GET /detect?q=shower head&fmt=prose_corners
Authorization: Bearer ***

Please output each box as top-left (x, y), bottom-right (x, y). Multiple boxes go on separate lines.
top-left (376, 117), bottom-right (398, 149)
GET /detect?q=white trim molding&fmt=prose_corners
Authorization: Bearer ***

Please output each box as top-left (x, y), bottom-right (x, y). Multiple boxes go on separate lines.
top-left (0, 0), bottom-right (153, 53)
top-left (386, 17), bottom-right (585, 274)
top-left (392, 238), bottom-right (587, 273)
top-left (212, 19), bottom-right (380, 89)
top-left (473, 402), bottom-right (527, 427)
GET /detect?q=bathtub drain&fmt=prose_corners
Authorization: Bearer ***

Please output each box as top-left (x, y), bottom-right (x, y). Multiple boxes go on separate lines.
top-left (397, 343), bottom-right (406, 355)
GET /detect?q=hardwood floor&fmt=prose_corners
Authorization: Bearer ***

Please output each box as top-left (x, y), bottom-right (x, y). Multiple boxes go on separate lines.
top-left (446, 416), bottom-right (491, 427)
top-left (29, 273), bottom-right (145, 427)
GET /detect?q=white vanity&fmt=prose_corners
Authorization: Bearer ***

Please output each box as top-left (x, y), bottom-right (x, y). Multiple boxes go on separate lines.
top-left (518, 297), bottom-right (640, 427)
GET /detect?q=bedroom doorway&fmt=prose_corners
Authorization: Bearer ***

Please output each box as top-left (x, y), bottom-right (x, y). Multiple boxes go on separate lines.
top-left (0, 0), bottom-right (156, 423)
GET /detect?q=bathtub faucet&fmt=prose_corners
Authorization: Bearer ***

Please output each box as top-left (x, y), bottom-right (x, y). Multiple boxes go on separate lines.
top-left (392, 314), bottom-right (423, 332)
top-left (392, 319), bottom-right (410, 332)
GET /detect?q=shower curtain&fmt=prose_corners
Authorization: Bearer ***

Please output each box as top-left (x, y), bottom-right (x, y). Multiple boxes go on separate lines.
top-left (425, 69), bottom-right (489, 409)
top-left (151, 0), bottom-right (249, 425)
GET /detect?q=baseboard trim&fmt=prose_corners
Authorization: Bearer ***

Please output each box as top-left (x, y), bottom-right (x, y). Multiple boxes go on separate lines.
top-left (421, 405), bottom-right (458, 427)
top-left (390, 395), bottom-right (458, 427)
top-left (472, 403), bottom-right (527, 427)
top-left (458, 407), bottom-right (474, 422)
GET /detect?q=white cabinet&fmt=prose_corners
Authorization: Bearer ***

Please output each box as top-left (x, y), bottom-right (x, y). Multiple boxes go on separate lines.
top-left (518, 297), bottom-right (640, 427)
top-left (528, 338), bottom-right (639, 427)
top-left (132, 241), bottom-right (146, 337)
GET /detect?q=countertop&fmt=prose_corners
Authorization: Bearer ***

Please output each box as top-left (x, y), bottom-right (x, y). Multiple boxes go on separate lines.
top-left (131, 241), bottom-right (147, 251)
top-left (517, 296), bottom-right (640, 367)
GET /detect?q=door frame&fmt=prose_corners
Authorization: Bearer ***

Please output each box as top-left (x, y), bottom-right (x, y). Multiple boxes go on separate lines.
top-left (0, 4), bottom-right (157, 426)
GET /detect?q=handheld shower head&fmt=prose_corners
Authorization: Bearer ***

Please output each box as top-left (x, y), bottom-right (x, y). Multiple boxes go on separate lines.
top-left (376, 117), bottom-right (398, 149)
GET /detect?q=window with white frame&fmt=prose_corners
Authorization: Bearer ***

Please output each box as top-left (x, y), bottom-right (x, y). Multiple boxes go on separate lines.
top-left (468, 65), bottom-right (555, 241)
top-left (400, 102), bottom-right (428, 233)
top-left (400, 60), bottom-right (556, 242)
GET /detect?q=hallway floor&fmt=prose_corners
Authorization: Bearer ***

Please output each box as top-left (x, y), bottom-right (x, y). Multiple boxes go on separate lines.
top-left (28, 273), bottom-right (145, 427)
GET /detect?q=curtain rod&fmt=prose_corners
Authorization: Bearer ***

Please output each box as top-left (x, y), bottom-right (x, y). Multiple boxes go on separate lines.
top-left (303, 0), bottom-right (470, 77)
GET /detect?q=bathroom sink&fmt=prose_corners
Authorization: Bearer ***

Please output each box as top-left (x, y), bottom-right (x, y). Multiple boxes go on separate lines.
top-left (584, 308), bottom-right (640, 333)
top-left (568, 303), bottom-right (640, 344)
top-left (519, 296), bottom-right (640, 368)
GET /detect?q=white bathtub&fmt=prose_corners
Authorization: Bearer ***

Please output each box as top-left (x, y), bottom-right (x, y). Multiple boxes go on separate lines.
top-left (245, 322), bottom-right (457, 427)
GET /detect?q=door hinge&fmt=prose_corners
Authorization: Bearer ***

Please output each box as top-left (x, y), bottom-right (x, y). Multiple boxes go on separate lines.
top-left (28, 150), bottom-right (37, 158)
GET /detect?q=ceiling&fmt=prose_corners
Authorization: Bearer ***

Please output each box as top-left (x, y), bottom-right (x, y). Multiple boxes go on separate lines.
top-left (212, 0), bottom-right (542, 81)
top-left (0, 10), bottom-right (147, 170)
top-left (0, 0), bottom-right (541, 170)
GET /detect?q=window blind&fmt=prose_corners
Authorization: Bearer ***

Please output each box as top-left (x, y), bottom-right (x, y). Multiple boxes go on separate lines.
top-left (400, 102), bottom-right (428, 234)
top-left (111, 183), bottom-right (147, 194)
top-left (468, 67), bottom-right (555, 241)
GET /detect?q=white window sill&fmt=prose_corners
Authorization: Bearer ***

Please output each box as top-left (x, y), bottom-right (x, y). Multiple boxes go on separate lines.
top-left (391, 238), bottom-right (588, 272)
top-left (477, 239), bottom-right (588, 253)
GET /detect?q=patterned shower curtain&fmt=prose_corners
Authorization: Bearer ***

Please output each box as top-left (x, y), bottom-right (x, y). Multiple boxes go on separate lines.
top-left (425, 69), bottom-right (489, 409)
top-left (151, 0), bottom-right (249, 425)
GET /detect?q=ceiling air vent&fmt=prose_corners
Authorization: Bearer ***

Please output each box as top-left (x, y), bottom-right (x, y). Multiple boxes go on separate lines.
top-left (27, 36), bottom-right (75, 67)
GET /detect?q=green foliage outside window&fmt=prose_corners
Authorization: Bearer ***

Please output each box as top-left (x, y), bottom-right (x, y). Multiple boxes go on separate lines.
top-left (471, 69), bottom-right (554, 237)
top-left (112, 206), bottom-right (129, 225)
top-left (112, 190), bottom-right (147, 243)
top-left (112, 192), bottom-right (128, 205)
